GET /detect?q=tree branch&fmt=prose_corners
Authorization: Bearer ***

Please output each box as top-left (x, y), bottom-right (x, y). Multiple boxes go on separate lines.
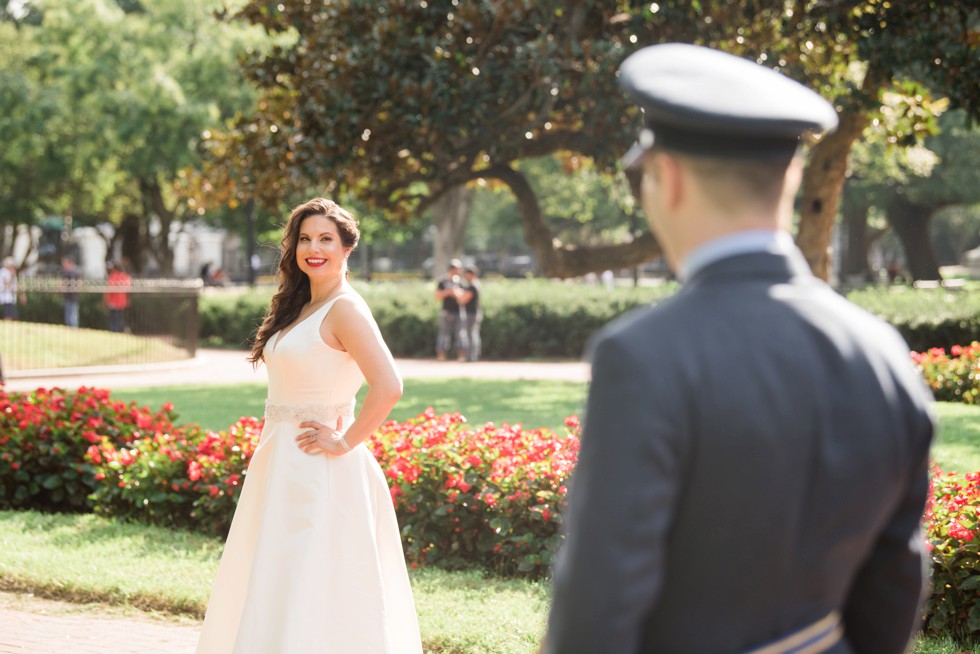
top-left (485, 163), bottom-right (662, 278)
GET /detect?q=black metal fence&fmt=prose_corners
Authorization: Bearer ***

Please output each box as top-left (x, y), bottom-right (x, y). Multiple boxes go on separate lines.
top-left (2, 278), bottom-right (201, 373)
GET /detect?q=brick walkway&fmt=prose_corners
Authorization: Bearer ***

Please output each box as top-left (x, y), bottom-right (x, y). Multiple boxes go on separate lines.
top-left (0, 593), bottom-right (199, 654)
top-left (1, 352), bottom-right (589, 653)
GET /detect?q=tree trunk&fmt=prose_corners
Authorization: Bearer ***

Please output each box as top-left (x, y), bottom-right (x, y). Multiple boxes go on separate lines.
top-left (431, 185), bottom-right (471, 278)
top-left (117, 213), bottom-right (144, 275)
top-left (886, 195), bottom-right (942, 281)
top-left (490, 164), bottom-right (662, 278)
top-left (141, 177), bottom-right (177, 277)
top-left (796, 109), bottom-right (872, 281)
top-left (796, 63), bottom-right (888, 281)
top-left (360, 242), bottom-right (373, 281)
top-left (839, 203), bottom-right (872, 282)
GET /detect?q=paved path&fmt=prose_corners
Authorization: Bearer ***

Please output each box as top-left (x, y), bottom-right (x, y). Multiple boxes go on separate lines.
top-left (0, 592), bottom-right (198, 654)
top-left (1, 351), bottom-right (588, 652)
top-left (5, 349), bottom-right (590, 393)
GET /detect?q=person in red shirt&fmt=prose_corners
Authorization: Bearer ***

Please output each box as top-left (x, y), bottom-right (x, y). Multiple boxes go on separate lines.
top-left (105, 261), bottom-right (131, 333)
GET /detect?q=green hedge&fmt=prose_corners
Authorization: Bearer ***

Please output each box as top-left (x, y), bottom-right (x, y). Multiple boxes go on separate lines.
top-left (847, 285), bottom-right (980, 352)
top-left (197, 281), bottom-right (980, 359)
top-left (201, 281), bottom-right (680, 358)
top-left (199, 290), bottom-right (273, 349)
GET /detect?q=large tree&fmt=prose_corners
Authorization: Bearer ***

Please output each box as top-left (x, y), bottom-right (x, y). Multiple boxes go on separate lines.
top-left (201, 1), bottom-right (670, 278)
top-left (884, 114), bottom-right (980, 280)
top-left (204, 0), bottom-right (979, 279)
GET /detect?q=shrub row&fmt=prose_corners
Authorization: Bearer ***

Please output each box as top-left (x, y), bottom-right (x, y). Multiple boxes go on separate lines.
top-left (199, 280), bottom-right (681, 359)
top-left (847, 285), bottom-right (980, 352)
top-left (19, 288), bottom-right (199, 340)
top-left (197, 281), bottom-right (980, 359)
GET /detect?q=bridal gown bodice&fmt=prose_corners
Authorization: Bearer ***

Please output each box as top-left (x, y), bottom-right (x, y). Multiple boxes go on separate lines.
top-left (196, 296), bottom-right (422, 654)
top-left (265, 299), bottom-right (363, 407)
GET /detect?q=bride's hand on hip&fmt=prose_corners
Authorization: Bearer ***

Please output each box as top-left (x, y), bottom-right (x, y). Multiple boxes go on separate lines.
top-left (296, 416), bottom-right (350, 456)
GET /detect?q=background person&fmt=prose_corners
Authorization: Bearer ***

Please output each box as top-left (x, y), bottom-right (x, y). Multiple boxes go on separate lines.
top-left (459, 265), bottom-right (482, 362)
top-left (196, 197), bottom-right (422, 653)
top-left (61, 257), bottom-right (81, 328)
top-left (0, 257), bottom-right (18, 320)
top-left (209, 268), bottom-right (229, 286)
top-left (434, 258), bottom-right (467, 361)
top-left (545, 43), bottom-right (935, 654)
top-left (105, 261), bottom-right (131, 333)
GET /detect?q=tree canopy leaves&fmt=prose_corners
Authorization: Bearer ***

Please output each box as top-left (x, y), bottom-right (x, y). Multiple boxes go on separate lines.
top-left (0, 0), bottom-right (267, 272)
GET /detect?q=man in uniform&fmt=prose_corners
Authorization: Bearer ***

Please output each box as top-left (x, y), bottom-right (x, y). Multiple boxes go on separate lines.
top-left (545, 43), bottom-right (934, 654)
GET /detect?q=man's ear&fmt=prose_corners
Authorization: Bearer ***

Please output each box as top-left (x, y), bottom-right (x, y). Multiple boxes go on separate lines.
top-left (656, 153), bottom-right (684, 213)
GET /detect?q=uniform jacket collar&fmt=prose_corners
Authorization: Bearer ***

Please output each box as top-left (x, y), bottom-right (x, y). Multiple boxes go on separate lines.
top-left (683, 247), bottom-right (814, 290)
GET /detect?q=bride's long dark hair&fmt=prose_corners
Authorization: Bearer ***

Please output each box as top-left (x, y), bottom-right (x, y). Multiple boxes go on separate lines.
top-left (249, 198), bottom-right (360, 364)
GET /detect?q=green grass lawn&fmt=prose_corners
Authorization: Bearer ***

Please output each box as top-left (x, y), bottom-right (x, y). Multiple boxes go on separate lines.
top-left (0, 509), bottom-right (968, 654)
top-left (931, 402), bottom-right (980, 473)
top-left (0, 511), bottom-right (547, 654)
top-left (0, 321), bottom-right (188, 370)
top-left (112, 378), bottom-right (589, 434)
top-left (113, 380), bottom-right (978, 473)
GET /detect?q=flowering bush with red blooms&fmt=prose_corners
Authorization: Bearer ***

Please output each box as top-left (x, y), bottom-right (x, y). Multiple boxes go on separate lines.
top-left (912, 342), bottom-right (980, 404)
top-left (0, 386), bottom-right (178, 512)
top-left (85, 417), bottom-right (262, 536)
top-left (368, 408), bottom-right (580, 576)
top-left (923, 466), bottom-right (980, 640)
top-left (180, 417), bottom-right (260, 534)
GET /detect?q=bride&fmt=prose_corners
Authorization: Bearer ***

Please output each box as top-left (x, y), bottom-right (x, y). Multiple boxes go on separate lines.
top-left (196, 198), bottom-right (423, 653)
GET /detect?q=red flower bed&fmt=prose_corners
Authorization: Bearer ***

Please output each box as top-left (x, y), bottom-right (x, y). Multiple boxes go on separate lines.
top-left (0, 387), bottom-right (177, 513)
top-left (369, 409), bottom-right (580, 575)
top-left (3, 379), bottom-right (980, 640)
top-left (85, 417), bottom-right (262, 536)
top-left (912, 342), bottom-right (980, 404)
top-left (923, 465), bottom-right (980, 641)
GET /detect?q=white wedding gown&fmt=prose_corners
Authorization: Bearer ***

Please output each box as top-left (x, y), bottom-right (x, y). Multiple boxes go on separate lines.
top-left (196, 296), bottom-right (422, 654)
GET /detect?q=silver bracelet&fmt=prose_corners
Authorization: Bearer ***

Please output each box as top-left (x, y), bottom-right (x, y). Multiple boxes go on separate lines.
top-left (338, 435), bottom-right (353, 452)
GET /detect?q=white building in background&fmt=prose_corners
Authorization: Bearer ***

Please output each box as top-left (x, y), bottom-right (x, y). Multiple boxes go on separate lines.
top-left (170, 223), bottom-right (227, 279)
top-left (72, 227), bottom-right (108, 279)
top-left (5, 218), bottom-right (238, 281)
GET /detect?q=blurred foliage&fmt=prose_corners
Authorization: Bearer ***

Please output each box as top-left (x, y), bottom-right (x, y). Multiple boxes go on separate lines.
top-left (847, 285), bottom-right (980, 351)
top-left (0, 0), bottom-right (270, 271)
top-left (843, 111), bottom-right (980, 275)
top-left (190, 0), bottom-right (978, 279)
top-left (199, 280), bottom-right (980, 358)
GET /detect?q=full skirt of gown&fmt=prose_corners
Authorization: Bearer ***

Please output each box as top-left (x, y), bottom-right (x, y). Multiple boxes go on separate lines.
top-left (196, 297), bottom-right (422, 653)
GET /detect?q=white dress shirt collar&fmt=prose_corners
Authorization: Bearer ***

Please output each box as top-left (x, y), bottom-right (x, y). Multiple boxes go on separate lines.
top-left (678, 230), bottom-right (797, 283)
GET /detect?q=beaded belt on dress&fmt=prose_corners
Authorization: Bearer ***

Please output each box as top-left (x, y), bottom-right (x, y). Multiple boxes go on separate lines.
top-left (263, 399), bottom-right (355, 424)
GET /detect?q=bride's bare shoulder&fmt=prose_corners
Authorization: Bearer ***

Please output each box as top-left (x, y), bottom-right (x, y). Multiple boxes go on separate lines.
top-left (329, 292), bottom-right (375, 321)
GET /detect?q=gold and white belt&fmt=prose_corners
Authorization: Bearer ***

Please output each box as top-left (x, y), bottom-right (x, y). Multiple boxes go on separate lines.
top-left (263, 400), bottom-right (355, 424)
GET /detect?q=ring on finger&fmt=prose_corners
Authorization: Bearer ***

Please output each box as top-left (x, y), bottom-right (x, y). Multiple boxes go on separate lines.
top-left (310, 433), bottom-right (318, 442)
